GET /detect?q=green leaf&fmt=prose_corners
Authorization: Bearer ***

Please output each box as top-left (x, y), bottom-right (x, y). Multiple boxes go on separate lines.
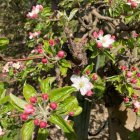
top-left (39, 77), bottom-right (55, 93)
top-left (68, 8), bottom-right (78, 21)
top-left (0, 82), bottom-right (5, 96)
top-left (60, 66), bottom-right (68, 76)
top-left (21, 120), bottom-right (34, 140)
top-left (37, 129), bottom-right (49, 140)
top-left (57, 96), bottom-right (82, 116)
top-left (48, 86), bottom-right (76, 102)
top-left (23, 84), bottom-right (36, 101)
top-left (49, 114), bottom-right (77, 140)
top-left (103, 50), bottom-right (115, 62)
top-left (9, 94), bottom-right (27, 110)
top-left (59, 59), bottom-right (71, 68)
top-left (0, 38), bottom-right (9, 46)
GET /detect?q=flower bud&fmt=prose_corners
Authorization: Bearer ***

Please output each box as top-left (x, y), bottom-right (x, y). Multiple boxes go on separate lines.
top-left (86, 90), bottom-right (94, 97)
top-left (37, 48), bottom-right (43, 54)
top-left (137, 73), bottom-right (140, 78)
top-left (92, 73), bottom-right (98, 81)
top-left (39, 121), bottom-right (47, 128)
top-left (49, 39), bottom-right (55, 46)
top-left (69, 111), bottom-right (74, 116)
top-left (24, 104), bottom-right (35, 115)
top-left (42, 94), bottom-right (48, 100)
top-left (123, 97), bottom-right (129, 103)
top-left (30, 96), bottom-right (37, 104)
top-left (120, 66), bottom-right (126, 71)
top-left (20, 114), bottom-right (28, 121)
top-left (57, 51), bottom-right (65, 58)
top-left (126, 71), bottom-right (132, 78)
top-left (50, 102), bottom-right (57, 110)
top-left (42, 58), bottom-right (48, 64)
top-left (97, 42), bottom-right (102, 48)
top-left (34, 119), bottom-right (39, 125)
top-left (130, 78), bottom-right (137, 84)
top-left (131, 66), bottom-right (137, 71)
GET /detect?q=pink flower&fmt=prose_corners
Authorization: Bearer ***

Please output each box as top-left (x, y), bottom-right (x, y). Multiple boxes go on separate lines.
top-left (24, 104), bottom-right (35, 115)
top-left (0, 126), bottom-right (5, 136)
top-left (126, 71), bottom-right (133, 78)
top-left (123, 97), bottom-right (129, 103)
top-left (133, 101), bottom-right (140, 109)
top-left (86, 90), bottom-right (94, 97)
top-left (29, 31), bottom-right (41, 39)
top-left (96, 32), bottom-right (115, 48)
top-left (27, 5), bottom-right (43, 19)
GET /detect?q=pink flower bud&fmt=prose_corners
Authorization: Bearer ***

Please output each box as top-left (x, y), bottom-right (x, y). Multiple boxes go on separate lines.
top-left (86, 90), bottom-right (94, 97)
top-left (92, 31), bottom-right (98, 38)
top-left (50, 102), bottom-right (57, 110)
top-left (57, 51), bottom-right (65, 58)
top-left (49, 39), bottom-right (55, 46)
top-left (98, 30), bottom-right (104, 36)
top-left (137, 73), bottom-right (140, 78)
top-left (69, 111), bottom-right (74, 116)
top-left (132, 94), bottom-right (138, 100)
top-left (86, 70), bottom-right (90, 75)
top-left (120, 66), bottom-right (127, 71)
top-left (30, 96), bottom-right (37, 104)
top-left (131, 1), bottom-right (138, 8)
top-left (131, 66), bottom-right (137, 71)
top-left (20, 114), bottom-right (28, 121)
top-left (123, 97), bottom-right (129, 103)
top-left (133, 108), bottom-right (138, 113)
top-left (34, 119), bottom-right (39, 125)
top-left (24, 104), bottom-right (35, 115)
top-left (39, 121), bottom-right (47, 128)
top-left (130, 78), bottom-right (137, 84)
top-left (42, 94), bottom-right (48, 100)
top-left (42, 58), bottom-right (48, 64)
top-left (97, 42), bottom-right (102, 48)
top-left (92, 73), bottom-right (98, 81)
top-left (37, 48), bottom-right (43, 54)
top-left (126, 71), bottom-right (133, 78)
top-left (133, 101), bottom-right (140, 109)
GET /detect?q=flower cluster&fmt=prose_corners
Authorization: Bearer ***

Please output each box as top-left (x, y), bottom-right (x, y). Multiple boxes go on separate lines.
top-left (20, 93), bottom-right (58, 129)
top-left (127, 0), bottom-right (140, 8)
top-left (31, 42), bottom-right (65, 64)
top-left (120, 65), bottom-right (140, 85)
top-left (27, 5), bottom-right (43, 19)
top-left (124, 94), bottom-right (140, 113)
top-left (29, 31), bottom-right (41, 39)
top-left (2, 61), bottom-right (23, 73)
top-left (93, 30), bottom-right (115, 48)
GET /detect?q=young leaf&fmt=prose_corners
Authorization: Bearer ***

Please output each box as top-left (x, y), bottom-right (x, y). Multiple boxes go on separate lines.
top-left (10, 94), bottom-right (27, 110)
top-left (49, 114), bottom-right (77, 140)
top-left (68, 8), bottom-right (78, 21)
top-left (57, 96), bottom-right (82, 116)
top-left (48, 86), bottom-right (76, 102)
top-left (21, 120), bottom-right (34, 140)
top-left (23, 84), bottom-right (36, 101)
top-left (39, 77), bottom-right (55, 93)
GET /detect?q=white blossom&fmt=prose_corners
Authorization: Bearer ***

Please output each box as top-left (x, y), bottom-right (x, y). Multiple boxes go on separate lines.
top-left (70, 75), bottom-right (93, 96)
top-left (0, 126), bottom-right (4, 136)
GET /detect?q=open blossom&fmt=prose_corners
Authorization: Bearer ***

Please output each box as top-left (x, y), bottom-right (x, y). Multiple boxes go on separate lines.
top-left (127, 0), bottom-right (140, 7)
top-left (29, 31), bottom-right (41, 39)
top-left (27, 5), bottom-right (43, 19)
top-left (93, 30), bottom-right (115, 48)
top-left (2, 62), bottom-right (13, 73)
top-left (0, 126), bottom-right (4, 136)
top-left (12, 62), bottom-right (21, 70)
top-left (133, 101), bottom-right (140, 109)
top-left (70, 75), bottom-right (93, 96)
